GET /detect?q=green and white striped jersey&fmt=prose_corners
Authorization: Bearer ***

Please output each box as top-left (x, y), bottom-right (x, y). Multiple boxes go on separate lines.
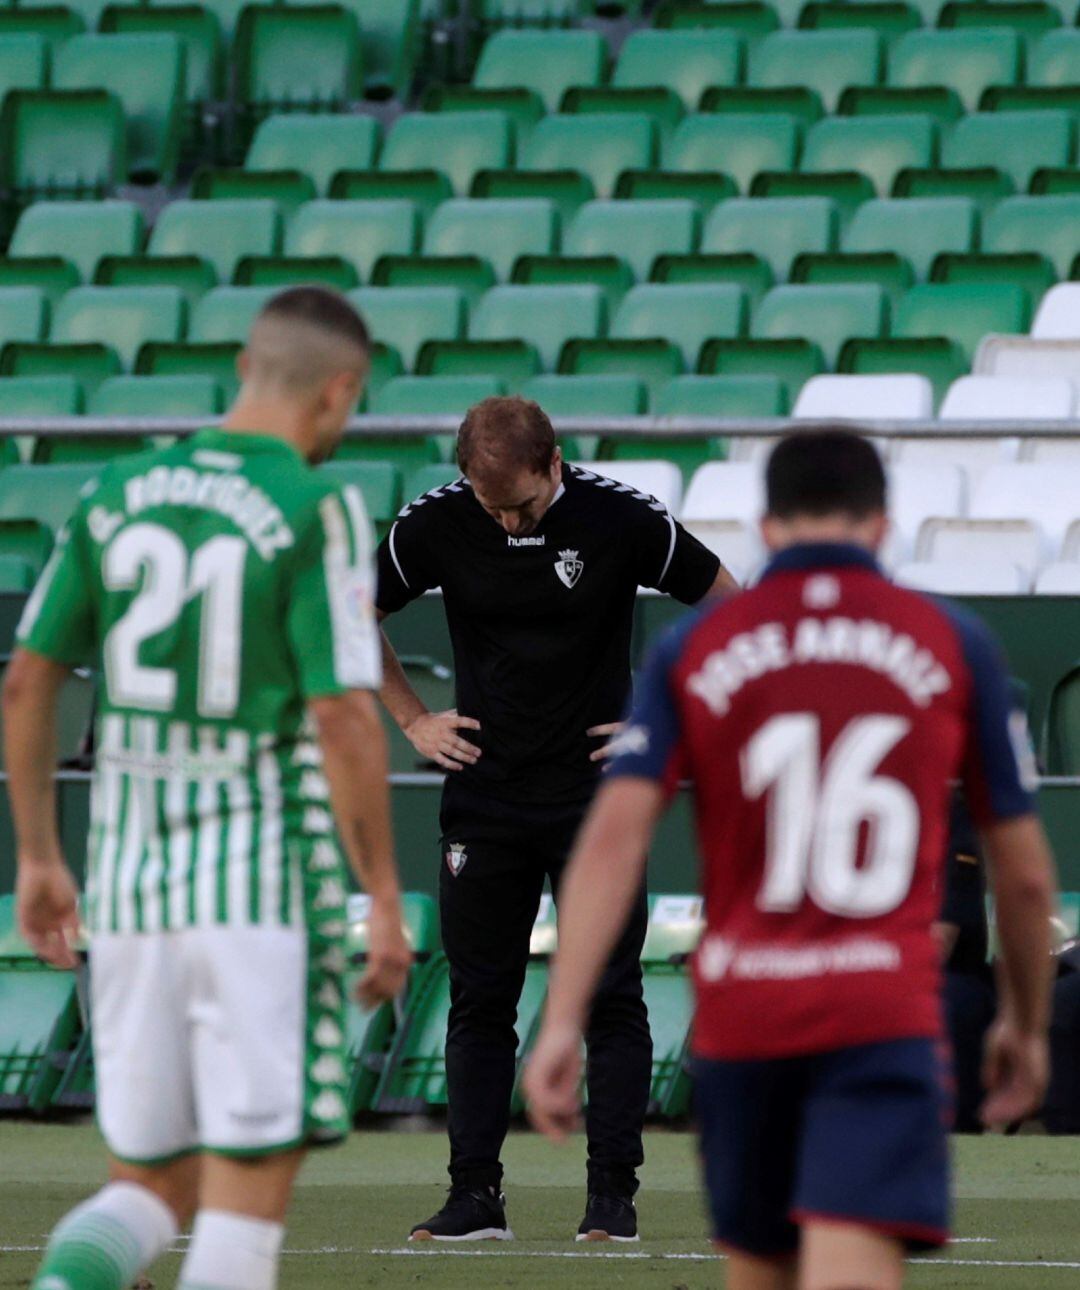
top-left (18, 429), bottom-right (381, 935)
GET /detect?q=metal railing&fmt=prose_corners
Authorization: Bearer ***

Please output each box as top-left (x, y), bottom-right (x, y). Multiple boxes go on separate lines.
top-left (1, 416), bottom-right (1080, 441)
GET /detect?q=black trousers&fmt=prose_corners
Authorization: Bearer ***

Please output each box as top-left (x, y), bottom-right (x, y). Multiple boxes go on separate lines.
top-left (439, 778), bottom-right (652, 1194)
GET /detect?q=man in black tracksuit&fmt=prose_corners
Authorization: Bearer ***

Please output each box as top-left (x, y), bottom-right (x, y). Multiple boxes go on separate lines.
top-left (374, 396), bottom-right (734, 1242)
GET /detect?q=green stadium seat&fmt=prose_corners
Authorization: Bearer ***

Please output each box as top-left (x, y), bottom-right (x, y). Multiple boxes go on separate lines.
top-left (749, 30), bottom-right (883, 114)
top-left (800, 0), bottom-right (920, 42)
top-left (511, 253), bottom-right (632, 312)
top-left (659, 113), bottom-right (800, 196)
top-left (612, 282), bottom-right (747, 366)
top-left (939, 0), bottom-right (1060, 39)
top-left (888, 30), bottom-right (1022, 112)
top-left (522, 373), bottom-right (646, 415)
top-left (512, 112), bottom-right (657, 201)
top-left (892, 163), bottom-right (1014, 207)
top-left (892, 282), bottom-right (1029, 360)
top-left (234, 6), bottom-right (361, 117)
top-left (0, 515), bottom-right (53, 575)
top-left (838, 84), bottom-right (964, 126)
top-left (0, 554), bottom-right (38, 591)
top-left (341, 0), bottom-right (419, 100)
top-left (33, 432), bottom-right (151, 463)
top-left (749, 170), bottom-right (873, 225)
top-left (190, 170), bottom-right (316, 224)
top-left (416, 336), bottom-right (541, 391)
top-left (613, 170), bottom-right (736, 209)
top-left (317, 460), bottom-right (401, 532)
top-left (8, 200), bottom-right (143, 285)
top-left (51, 285), bottom-right (186, 371)
top-left (342, 891), bottom-right (437, 1115)
top-left (1032, 167), bottom-right (1080, 195)
top-left (799, 113), bottom-right (937, 195)
top-left (0, 33), bottom-right (49, 103)
top-left (842, 197), bottom-right (977, 279)
top-left (402, 461), bottom-right (462, 499)
top-left (656, 372), bottom-right (788, 416)
top-left (612, 30), bottom-right (742, 111)
top-left (0, 375), bottom-right (82, 418)
top-left (1029, 29), bottom-right (1080, 87)
top-left (148, 199), bottom-right (281, 285)
top-left (654, 1), bottom-right (780, 39)
top-left (350, 286), bottom-right (466, 371)
top-left (560, 86), bottom-right (685, 146)
top-left (269, 199), bottom-right (420, 284)
top-left (698, 336), bottom-right (824, 403)
top-left (853, 332), bottom-right (965, 391)
top-left (372, 257), bottom-right (494, 309)
top-left (639, 895), bottom-right (702, 1116)
top-left (97, 253), bottom-right (217, 302)
top-left (88, 373), bottom-right (223, 417)
top-left (189, 286), bottom-right (276, 344)
top-left (99, 4), bottom-right (223, 119)
top-left (701, 84), bottom-right (824, 127)
top-left (422, 86), bottom-right (545, 150)
top-left (983, 195), bottom-right (1080, 278)
top-left (0, 89), bottom-right (126, 202)
top-left (0, 462), bottom-right (102, 531)
top-left (328, 171), bottom-right (453, 226)
top-left (1, 340), bottom-right (121, 395)
top-left (0, 260), bottom-right (78, 309)
top-left (0, 896), bottom-right (81, 1113)
top-left (469, 284), bottom-right (605, 370)
top-left (703, 196), bottom-right (838, 279)
top-left (373, 374), bottom-right (504, 416)
top-left (362, 342), bottom-right (403, 407)
top-left (0, 289), bottom-right (49, 349)
top-left (557, 334), bottom-right (684, 404)
top-left (1046, 664), bottom-right (1080, 775)
top-left (53, 33), bottom-right (185, 183)
top-left (135, 341), bottom-right (240, 399)
top-left (472, 29), bottom-right (607, 112)
top-left (753, 283), bottom-right (887, 366)
top-left (245, 113), bottom-right (381, 196)
top-left (563, 199), bottom-right (700, 281)
top-left (380, 111), bottom-right (513, 198)
top-left (0, 7), bottom-right (84, 50)
top-left (941, 111), bottom-right (1074, 191)
top-left (419, 198), bottom-right (558, 282)
top-left (334, 432), bottom-right (442, 473)
top-left (929, 251), bottom-right (1055, 310)
top-left (652, 252), bottom-right (774, 306)
top-left (981, 85), bottom-right (1080, 116)
top-left (792, 249), bottom-right (913, 299)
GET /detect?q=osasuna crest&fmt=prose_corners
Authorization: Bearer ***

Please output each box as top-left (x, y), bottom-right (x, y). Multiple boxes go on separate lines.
top-left (554, 549), bottom-right (584, 589)
top-left (446, 842), bottom-right (468, 876)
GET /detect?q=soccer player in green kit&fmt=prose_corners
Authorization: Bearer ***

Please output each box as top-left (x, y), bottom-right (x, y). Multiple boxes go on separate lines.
top-left (6, 287), bottom-right (413, 1290)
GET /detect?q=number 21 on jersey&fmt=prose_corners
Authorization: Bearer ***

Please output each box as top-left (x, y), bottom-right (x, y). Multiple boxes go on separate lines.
top-left (103, 522), bottom-right (247, 718)
top-left (741, 713), bottom-right (920, 919)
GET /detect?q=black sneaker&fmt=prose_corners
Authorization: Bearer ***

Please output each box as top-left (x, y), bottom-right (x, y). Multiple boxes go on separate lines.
top-left (576, 1193), bottom-right (639, 1243)
top-left (409, 1185), bottom-right (513, 1242)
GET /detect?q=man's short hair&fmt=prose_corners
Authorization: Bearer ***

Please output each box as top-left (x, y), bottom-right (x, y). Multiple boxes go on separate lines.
top-left (457, 396), bottom-right (556, 480)
top-left (766, 428), bottom-right (887, 520)
top-left (256, 285), bottom-right (371, 354)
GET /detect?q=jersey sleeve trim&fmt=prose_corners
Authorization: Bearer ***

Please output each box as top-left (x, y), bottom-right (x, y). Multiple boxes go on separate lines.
top-left (658, 510), bottom-right (677, 586)
top-left (319, 489), bottom-right (382, 691)
top-left (387, 521), bottom-right (409, 590)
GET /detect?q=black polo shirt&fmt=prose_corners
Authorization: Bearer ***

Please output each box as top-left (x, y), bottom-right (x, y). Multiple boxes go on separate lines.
top-left (376, 463), bottom-right (721, 804)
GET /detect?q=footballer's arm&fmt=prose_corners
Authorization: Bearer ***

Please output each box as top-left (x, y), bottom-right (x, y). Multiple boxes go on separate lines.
top-left (375, 608), bottom-right (481, 773)
top-left (311, 688), bottom-right (412, 1007)
top-left (3, 648), bottom-right (80, 968)
top-left (979, 814), bottom-right (1056, 1127)
top-left (524, 777), bottom-right (665, 1140)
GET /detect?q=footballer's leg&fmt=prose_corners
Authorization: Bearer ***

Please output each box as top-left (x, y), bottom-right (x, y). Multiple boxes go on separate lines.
top-left (726, 1250), bottom-right (798, 1290)
top-left (30, 1157), bottom-right (195, 1290)
top-left (799, 1222), bottom-right (903, 1290)
top-left (31, 934), bottom-right (199, 1290)
top-left (177, 1151), bottom-right (306, 1290)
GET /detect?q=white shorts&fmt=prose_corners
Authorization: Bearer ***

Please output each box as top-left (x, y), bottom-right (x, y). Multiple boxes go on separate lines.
top-left (90, 924), bottom-right (350, 1163)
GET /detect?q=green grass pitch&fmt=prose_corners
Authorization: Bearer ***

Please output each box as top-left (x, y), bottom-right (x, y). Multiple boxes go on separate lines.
top-left (2, 1123), bottom-right (1080, 1288)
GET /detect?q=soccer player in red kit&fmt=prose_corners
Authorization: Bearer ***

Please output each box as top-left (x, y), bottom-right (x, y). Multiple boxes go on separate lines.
top-left (526, 429), bottom-right (1057, 1290)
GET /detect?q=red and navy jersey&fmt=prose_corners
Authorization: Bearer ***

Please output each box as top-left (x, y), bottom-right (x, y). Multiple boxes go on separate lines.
top-left (609, 543), bottom-right (1037, 1061)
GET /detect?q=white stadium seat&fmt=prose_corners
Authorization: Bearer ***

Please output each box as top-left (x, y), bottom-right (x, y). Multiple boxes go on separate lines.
top-left (681, 462), bottom-right (767, 573)
top-left (792, 374), bottom-right (934, 420)
top-left (891, 432), bottom-right (1017, 475)
top-left (882, 464), bottom-right (967, 567)
top-left (1035, 562), bottom-right (1080, 595)
top-left (574, 460), bottom-right (684, 515)
top-left (895, 560), bottom-right (1029, 595)
top-left (940, 375), bottom-right (1074, 421)
top-left (915, 519), bottom-right (1043, 578)
top-left (974, 335), bottom-right (1080, 383)
top-left (972, 463), bottom-right (1080, 556)
top-left (1031, 283), bottom-right (1080, 340)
